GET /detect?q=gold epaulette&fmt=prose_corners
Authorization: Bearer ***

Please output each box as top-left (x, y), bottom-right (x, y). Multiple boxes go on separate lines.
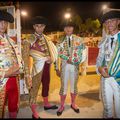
top-left (72, 34), bottom-right (83, 42)
top-left (43, 34), bottom-right (52, 41)
top-left (29, 34), bottom-right (36, 44)
top-left (59, 35), bottom-right (66, 43)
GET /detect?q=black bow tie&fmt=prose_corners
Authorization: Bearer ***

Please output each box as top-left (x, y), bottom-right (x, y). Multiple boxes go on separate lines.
top-left (111, 37), bottom-right (114, 48)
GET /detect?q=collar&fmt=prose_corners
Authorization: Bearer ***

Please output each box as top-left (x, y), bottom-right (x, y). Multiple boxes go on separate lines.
top-left (66, 35), bottom-right (73, 40)
top-left (108, 31), bottom-right (120, 41)
top-left (34, 32), bottom-right (43, 37)
top-left (34, 32), bottom-right (44, 42)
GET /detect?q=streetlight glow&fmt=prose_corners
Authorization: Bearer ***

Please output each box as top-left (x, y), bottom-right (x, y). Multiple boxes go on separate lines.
top-left (64, 13), bottom-right (71, 19)
top-left (102, 5), bottom-right (108, 10)
top-left (21, 10), bottom-right (27, 16)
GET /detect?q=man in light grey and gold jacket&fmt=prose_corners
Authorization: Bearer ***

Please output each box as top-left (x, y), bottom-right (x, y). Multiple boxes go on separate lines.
top-left (96, 10), bottom-right (120, 118)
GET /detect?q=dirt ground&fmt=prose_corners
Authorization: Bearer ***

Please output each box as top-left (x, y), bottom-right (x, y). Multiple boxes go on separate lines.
top-left (5, 65), bottom-right (104, 118)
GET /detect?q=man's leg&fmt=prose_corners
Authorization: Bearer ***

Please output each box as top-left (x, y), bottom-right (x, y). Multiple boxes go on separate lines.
top-left (57, 63), bottom-right (69, 116)
top-left (57, 94), bottom-right (66, 116)
top-left (41, 62), bottom-right (58, 110)
top-left (70, 65), bottom-right (79, 113)
top-left (111, 78), bottom-right (120, 118)
top-left (0, 86), bottom-right (7, 118)
top-left (6, 77), bottom-right (19, 118)
top-left (101, 77), bottom-right (114, 118)
top-left (29, 72), bottom-right (42, 118)
top-left (41, 63), bottom-right (50, 107)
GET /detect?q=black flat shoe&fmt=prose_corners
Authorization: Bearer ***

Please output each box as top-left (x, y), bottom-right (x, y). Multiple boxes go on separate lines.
top-left (44, 105), bottom-right (58, 110)
top-left (57, 108), bottom-right (64, 116)
top-left (71, 105), bottom-right (80, 113)
top-left (32, 114), bottom-right (40, 119)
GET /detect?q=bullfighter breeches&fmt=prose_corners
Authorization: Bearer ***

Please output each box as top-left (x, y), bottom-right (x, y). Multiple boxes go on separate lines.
top-left (41, 62), bottom-right (51, 97)
top-left (0, 77), bottom-right (19, 118)
top-left (101, 77), bottom-right (120, 118)
top-left (59, 62), bottom-right (79, 95)
top-left (29, 71), bottom-right (42, 105)
top-left (29, 62), bottom-right (51, 104)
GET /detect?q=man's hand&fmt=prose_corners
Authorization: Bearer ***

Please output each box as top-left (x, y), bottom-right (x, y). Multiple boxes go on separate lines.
top-left (11, 63), bottom-right (20, 73)
top-left (98, 66), bottom-right (109, 78)
top-left (46, 56), bottom-right (52, 64)
top-left (5, 63), bottom-right (20, 78)
top-left (10, 70), bottom-right (20, 77)
top-left (67, 57), bottom-right (72, 64)
top-left (25, 75), bottom-right (32, 90)
top-left (56, 69), bottom-right (61, 77)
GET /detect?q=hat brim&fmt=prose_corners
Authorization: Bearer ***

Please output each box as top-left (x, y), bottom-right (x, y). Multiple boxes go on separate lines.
top-left (101, 10), bottom-right (120, 23)
top-left (62, 23), bottom-right (75, 28)
top-left (0, 10), bottom-right (14, 23)
top-left (31, 16), bottom-right (48, 26)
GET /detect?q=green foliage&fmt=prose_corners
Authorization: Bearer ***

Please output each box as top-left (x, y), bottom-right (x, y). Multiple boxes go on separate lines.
top-left (71, 14), bottom-right (102, 36)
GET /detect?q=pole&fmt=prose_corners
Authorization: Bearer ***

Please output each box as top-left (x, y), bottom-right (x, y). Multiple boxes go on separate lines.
top-left (16, 1), bottom-right (22, 55)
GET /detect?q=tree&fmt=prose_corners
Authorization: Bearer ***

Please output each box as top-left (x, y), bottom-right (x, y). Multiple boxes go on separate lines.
top-left (60, 13), bottom-right (102, 36)
top-left (91, 19), bottom-right (101, 35)
top-left (85, 18), bottom-right (93, 35)
top-left (85, 18), bottom-right (101, 36)
top-left (72, 15), bottom-right (83, 34)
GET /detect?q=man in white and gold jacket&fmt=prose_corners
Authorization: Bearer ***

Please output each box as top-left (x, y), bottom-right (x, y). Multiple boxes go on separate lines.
top-left (0, 10), bottom-right (23, 118)
top-left (96, 10), bottom-right (120, 118)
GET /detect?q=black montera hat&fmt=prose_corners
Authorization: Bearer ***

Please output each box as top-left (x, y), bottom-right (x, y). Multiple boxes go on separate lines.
top-left (0, 10), bottom-right (14, 23)
top-left (62, 20), bottom-right (75, 28)
top-left (31, 16), bottom-right (48, 25)
top-left (101, 10), bottom-right (120, 23)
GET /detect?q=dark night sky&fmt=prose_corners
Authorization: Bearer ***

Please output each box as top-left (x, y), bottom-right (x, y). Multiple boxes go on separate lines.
top-left (20, 1), bottom-right (120, 32)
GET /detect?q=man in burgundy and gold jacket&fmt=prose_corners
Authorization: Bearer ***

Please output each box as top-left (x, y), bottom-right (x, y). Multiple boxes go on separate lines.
top-left (22, 16), bottom-right (58, 118)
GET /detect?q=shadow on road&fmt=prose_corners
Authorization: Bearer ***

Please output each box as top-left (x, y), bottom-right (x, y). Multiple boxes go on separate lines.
top-left (78, 90), bottom-right (100, 101)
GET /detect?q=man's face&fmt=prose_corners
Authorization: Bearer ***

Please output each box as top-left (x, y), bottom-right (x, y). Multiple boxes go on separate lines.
top-left (64, 26), bottom-right (74, 36)
top-left (0, 20), bottom-right (8, 35)
top-left (33, 24), bottom-right (46, 34)
top-left (104, 18), bottom-right (120, 33)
